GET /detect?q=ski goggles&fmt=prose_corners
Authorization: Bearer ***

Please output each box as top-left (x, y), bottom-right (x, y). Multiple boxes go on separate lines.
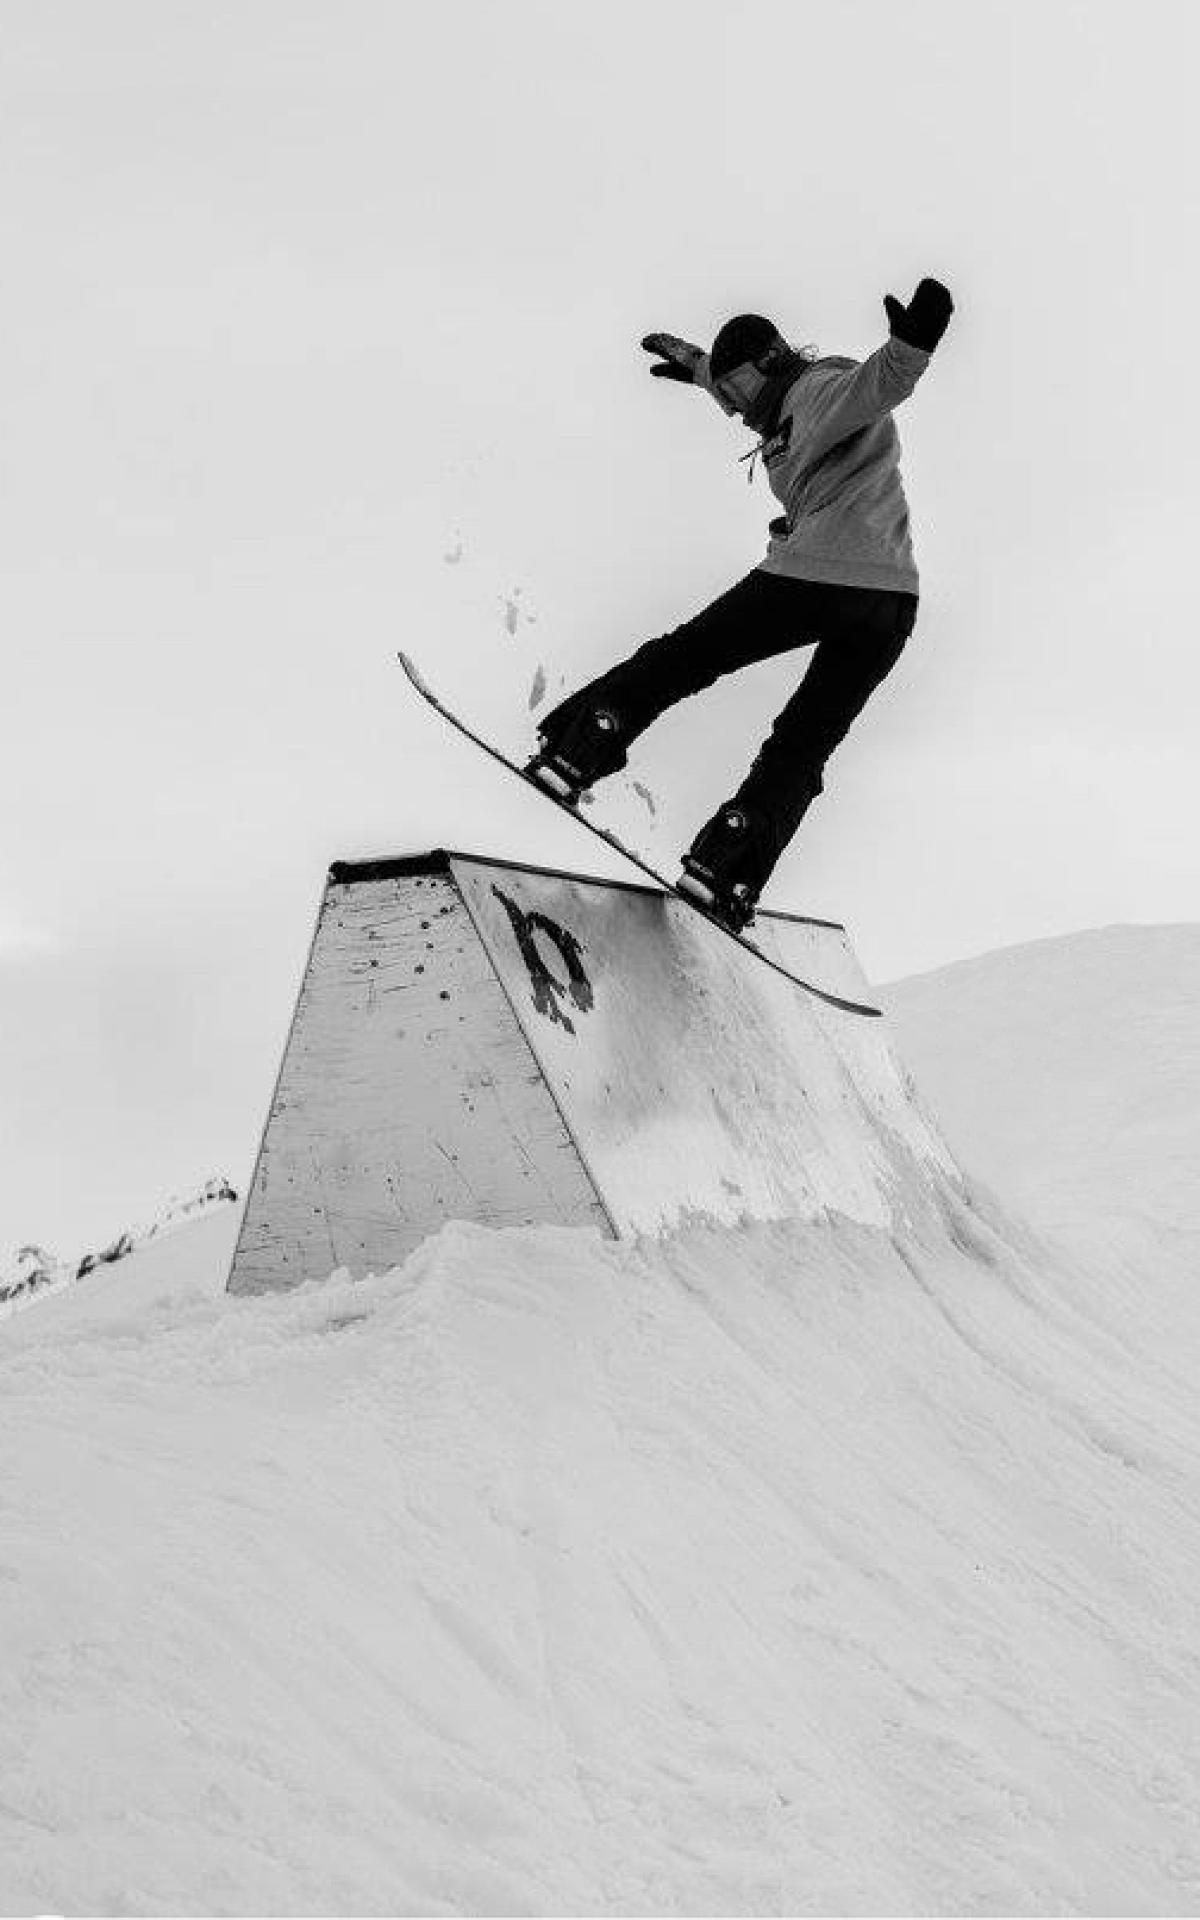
top-left (710, 362), bottom-right (768, 418)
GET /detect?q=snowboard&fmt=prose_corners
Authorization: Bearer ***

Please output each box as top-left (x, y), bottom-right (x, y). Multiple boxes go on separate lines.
top-left (398, 651), bottom-right (882, 1018)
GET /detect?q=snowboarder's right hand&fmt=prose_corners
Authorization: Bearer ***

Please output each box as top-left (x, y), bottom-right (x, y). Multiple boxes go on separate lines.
top-left (641, 333), bottom-right (708, 385)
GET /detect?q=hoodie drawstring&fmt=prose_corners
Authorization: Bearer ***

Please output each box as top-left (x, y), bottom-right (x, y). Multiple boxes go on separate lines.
top-left (738, 440), bottom-right (765, 484)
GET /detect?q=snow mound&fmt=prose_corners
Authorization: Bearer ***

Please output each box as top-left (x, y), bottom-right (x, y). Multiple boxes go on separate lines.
top-left (884, 923), bottom-right (1200, 1236)
top-left (4, 923), bottom-right (1200, 1912)
top-left (2, 1198), bottom-right (1199, 1913)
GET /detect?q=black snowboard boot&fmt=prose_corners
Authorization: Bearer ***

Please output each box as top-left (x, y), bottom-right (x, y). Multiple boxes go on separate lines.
top-left (678, 803), bottom-right (777, 933)
top-left (526, 696), bottom-right (629, 805)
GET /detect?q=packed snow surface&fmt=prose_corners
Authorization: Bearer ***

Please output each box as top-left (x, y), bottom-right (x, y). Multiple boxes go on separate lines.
top-left (2, 927), bottom-right (1199, 1915)
top-left (885, 922), bottom-right (1200, 1236)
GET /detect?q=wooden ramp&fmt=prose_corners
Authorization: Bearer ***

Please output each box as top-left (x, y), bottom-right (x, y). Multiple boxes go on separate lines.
top-left (227, 850), bottom-right (963, 1295)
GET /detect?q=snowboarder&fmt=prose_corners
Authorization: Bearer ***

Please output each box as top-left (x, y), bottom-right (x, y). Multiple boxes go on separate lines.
top-left (526, 277), bottom-right (954, 931)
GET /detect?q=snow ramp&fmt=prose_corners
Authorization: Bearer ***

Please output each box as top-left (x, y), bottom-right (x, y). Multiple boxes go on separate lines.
top-left (228, 850), bottom-right (964, 1295)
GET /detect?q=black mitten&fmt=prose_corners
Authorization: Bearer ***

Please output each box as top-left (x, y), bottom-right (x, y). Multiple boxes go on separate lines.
top-left (883, 278), bottom-right (954, 352)
top-left (641, 332), bottom-right (707, 383)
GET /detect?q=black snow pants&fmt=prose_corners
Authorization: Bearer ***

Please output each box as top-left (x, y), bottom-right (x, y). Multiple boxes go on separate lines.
top-left (556, 569), bottom-right (918, 844)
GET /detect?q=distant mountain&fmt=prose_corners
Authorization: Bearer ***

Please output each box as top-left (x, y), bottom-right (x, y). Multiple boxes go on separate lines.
top-left (0, 1176), bottom-right (238, 1319)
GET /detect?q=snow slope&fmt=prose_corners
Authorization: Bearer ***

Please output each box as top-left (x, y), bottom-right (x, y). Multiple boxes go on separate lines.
top-left (1, 1179), bottom-right (239, 1323)
top-left (2, 926), bottom-right (1199, 1915)
top-left (883, 923), bottom-right (1200, 1236)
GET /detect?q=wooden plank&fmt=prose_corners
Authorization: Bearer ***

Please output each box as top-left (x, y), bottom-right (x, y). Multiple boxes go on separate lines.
top-left (228, 870), bottom-right (612, 1295)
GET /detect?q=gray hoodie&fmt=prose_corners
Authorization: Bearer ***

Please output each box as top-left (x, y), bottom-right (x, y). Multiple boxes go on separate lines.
top-left (707, 334), bottom-right (931, 594)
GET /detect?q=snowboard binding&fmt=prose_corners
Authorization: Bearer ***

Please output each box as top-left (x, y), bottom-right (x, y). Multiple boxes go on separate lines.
top-left (525, 701), bottom-right (628, 805)
top-left (678, 805), bottom-right (772, 934)
top-left (676, 864), bottom-right (759, 935)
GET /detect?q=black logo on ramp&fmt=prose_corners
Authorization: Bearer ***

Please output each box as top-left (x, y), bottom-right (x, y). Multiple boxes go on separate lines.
top-left (491, 886), bottom-right (594, 1035)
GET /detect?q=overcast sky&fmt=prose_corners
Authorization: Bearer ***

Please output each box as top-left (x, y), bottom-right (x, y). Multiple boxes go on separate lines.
top-left (2, 0), bottom-right (1197, 1253)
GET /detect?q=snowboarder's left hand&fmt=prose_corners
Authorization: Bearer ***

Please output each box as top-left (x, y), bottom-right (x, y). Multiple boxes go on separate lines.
top-left (641, 333), bottom-right (707, 384)
top-left (884, 278), bottom-right (954, 352)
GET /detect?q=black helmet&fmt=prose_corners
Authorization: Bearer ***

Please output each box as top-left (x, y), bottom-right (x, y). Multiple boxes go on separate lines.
top-left (709, 313), bottom-right (786, 382)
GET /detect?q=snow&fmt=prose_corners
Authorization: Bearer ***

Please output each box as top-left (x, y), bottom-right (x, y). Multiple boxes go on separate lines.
top-left (2, 927), bottom-right (1200, 1914)
top-left (883, 922), bottom-right (1200, 1237)
top-left (1, 1179), bottom-right (239, 1325)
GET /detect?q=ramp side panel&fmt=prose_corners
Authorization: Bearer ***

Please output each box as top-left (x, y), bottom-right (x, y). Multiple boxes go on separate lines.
top-left (750, 911), bottom-right (964, 1199)
top-left (451, 857), bottom-right (962, 1237)
top-left (227, 871), bottom-right (611, 1295)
